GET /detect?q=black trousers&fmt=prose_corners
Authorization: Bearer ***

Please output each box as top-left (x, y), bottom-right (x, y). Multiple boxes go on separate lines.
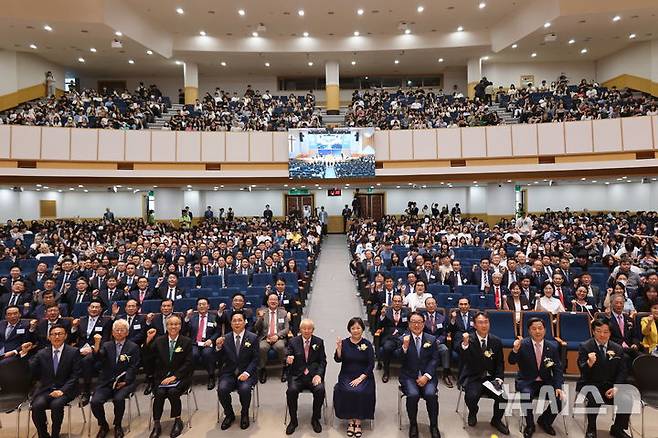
top-left (380, 336), bottom-right (400, 371)
top-left (464, 378), bottom-right (506, 421)
top-left (192, 345), bottom-right (216, 377)
top-left (152, 382), bottom-right (190, 421)
top-left (519, 381), bottom-right (563, 427)
top-left (90, 384), bottom-right (136, 427)
top-left (218, 375), bottom-right (255, 417)
top-left (286, 375), bottom-right (325, 422)
top-left (31, 393), bottom-right (75, 438)
top-left (584, 385), bottom-right (630, 432)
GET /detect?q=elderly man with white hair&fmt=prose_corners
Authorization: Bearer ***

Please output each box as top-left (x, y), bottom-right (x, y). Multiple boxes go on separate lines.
top-left (90, 318), bottom-right (141, 438)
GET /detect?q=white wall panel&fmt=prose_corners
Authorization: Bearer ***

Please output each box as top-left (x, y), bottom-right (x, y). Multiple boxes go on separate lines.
top-left (537, 123), bottom-right (565, 155)
top-left (653, 116), bottom-right (658, 150)
top-left (374, 131), bottom-right (390, 161)
top-left (98, 130), bottom-right (125, 161)
top-left (250, 132), bottom-right (274, 163)
top-left (40, 127), bottom-right (69, 160)
top-left (412, 129), bottom-right (437, 160)
top-left (511, 123), bottom-right (538, 156)
top-left (437, 128), bottom-right (462, 159)
top-left (486, 125), bottom-right (512, 157)
top-left (592, 119), bottom-right (622, 153)
top-left (388, 131), bottom-right (413, 160)
top-left (70, 129), bottom-right (98, 161)
top-left (11, 126), bottom-right (41, 160)
top-left (272, 132), bottom-right (289, 163)
top-left (0, 125), bottom-right (10, 159)
top-left (201, 132), bottom-right (225, 162)
top-left (176, 131), bottom-right (201, 162)
top-left (565, 120), bottom-right (593, 154)
top-left (125, 131), bottom-right (151, 162)
top-left (225, 133), bottom-right (250, 162)
top-left (461, 127), bottom-right (487, 158)
top-left (621, 116), bottom-right (653, 151)
top-left (151, 131), bottom-right (176, 162)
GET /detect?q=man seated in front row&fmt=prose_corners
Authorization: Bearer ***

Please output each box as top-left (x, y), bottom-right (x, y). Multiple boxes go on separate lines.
top-left (183, 297), bottom-right (220, 390)
top-left (254, 292), bottom-right (290, 383)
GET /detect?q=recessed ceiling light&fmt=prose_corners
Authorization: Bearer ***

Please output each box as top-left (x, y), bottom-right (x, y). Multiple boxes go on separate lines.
top-left (353, 31), bottom-right (360, 36)
top-left (629, 33), bottom-right (637, 39)
top-left (568, 39), bottom-right (576, 44)
top-left (128, 59), bottom-right (135, 64)
top-left (351, 60), bottom-right (356, 65)
top-left (482, 56), bottom-right (489, 60)
top-left (83, 189), bottom-right (89, 193)
top-left (404, 28), bottom-right (411, 34)
top-left (302, 31), bottom-right (309, 37)
top-left (176, 7), bottom-right (184, 14)
top-left (199, 30), bottom-right (207, 36)
top-left (186, 185), bottom-right (192, 188)
top-left (417, 6), bottom-right (425, 13)
top-left (43, 24), bottom-right (53, 32)
top-left (220, 61), bottom-right (227, 66)
top-left (438, 58), bottom-right (444, 62)
top-left (591, 180), bottom-right (597, 183)
top-left (252, 31), bottom-right (259, 37)
top-left (396, 185), bottom-right (401, 189)
top-left (264, 62), bottom-right (270, 67)
top-left (307, 61), bottom-right (313, 66)
top-left (238, 9), bottom-right (245, 16)
top-left (457, 26), bottom-right (464, 32)
top-left (115, 31), bottom-right (122, 37)
top-left (479, 2), bottom-right (486, 9)
top-left (394, 59), bottom-right (400, 64)
top-left (612, 15), bottom-right (621, 22)
top-left (297, 9), bottom-right (305, 16)
top-left (69, 188), bottom-right (75, 191)
top-left (90, 47), bottom-right (97, 52)
top-left (357, 8), bottom-right (364, 15)
top-left (146, 50), bottom-right (153, 55)
top-left (36, 184), bottom-right (42, 187)
top-left (544, 22), bottom-right (551, 28)
top-left (57, 189), bottom-right (62, 193)
top-left (511, 43), bottom-right (518, 49)
top-left (605, 182), bottom-right (610, 185)
top-left (175, 60), bottom-right (183, 65)
top-left (29, 44), bottom-right (37, 49)
top-left (531, 52), bottom-right (537, 57)
top-left (581, 177), bottom-right (586, 181)
top-left (78, 57), bottom-right (85, 63)
top-left (580, 48), bottom-right (588, 54)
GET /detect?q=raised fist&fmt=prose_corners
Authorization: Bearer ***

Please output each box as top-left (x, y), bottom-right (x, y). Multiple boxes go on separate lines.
top-left (215, 337), bottom-right (225, 349)
top-left (218, 303), bottom-right (226, 312)
top-left (462, 332), bottom-right (470, 346)
top-left (587, 351), bottom-right (597, 367)
top-left (72, 318), bottom-right (80, 328)
top-left (402, 335), bottom-right (410, 350)
top-left (513, 337), bottom-right (522, 353)
top-left (186, 309), bottom-right (193, 319)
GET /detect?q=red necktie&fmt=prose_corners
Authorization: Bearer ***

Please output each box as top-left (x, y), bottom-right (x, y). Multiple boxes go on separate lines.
top-left (557, 287), bottom-right (564, 306)
top-left (268, 311), bottom-right (276, 337)
top-left (196, 314), bottom-right (205, 343)
top-left (495, 286), bottom-right (501, 309)
top-left (303, 339), bottom-right (310, 375)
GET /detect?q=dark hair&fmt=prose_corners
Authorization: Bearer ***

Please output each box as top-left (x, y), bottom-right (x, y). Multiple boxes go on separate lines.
top-left (49, 324), bottom-right (66, 334)
top-left (232, 292), bottom-right (245, 300)
top-left (409, 311), bottom-right (425, 322)
top-left (231, 310), bottom-right (246, 321)
top-left (160, 298), bottom-right (174, 306)
top-left (649, 298), bottom-right (658, 309)
top-left (473, 311), bottom-right (489, 321)
top-left (591, 318), bottom-right (610, 330)
top-left (196, 297), bottom-right (209, 305)
top-left (4, 305), bottom-right (20, 314)
top-left (526, 317), bottom-right (546, 329)
top-left (347, 317), bottom-right (365, 331)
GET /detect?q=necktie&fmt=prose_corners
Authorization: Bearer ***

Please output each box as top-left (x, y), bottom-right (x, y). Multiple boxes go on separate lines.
top-left (510, 272), bottom-right (515, 284)
top-left (304, 339), bottom-right (310, 362)
top-left (235, 334), bottom-right (241, 354)
top-left (37, 273), bottom-right (43, 282)
top-left (534, 342), bottom-right (542, 370)
top-left (617, 315), bottom-right (625, 336)
top-left (169, 339), bottom-right (176, 361)
top-left (394, 311), bottom-right (400, 323)
top-left (61, 273), bottom-right (69, 292)
top-left (557, 287), bottom-right (564, 305)
top-left (483, 271), bottom-right (489, 287)
top-left (495, 286), bottom-right (501, 308)
top-left (386, 291), bottom-right (392, 306)
top-left (457, 274), bottom-right (463, 286)
top-left (87, 318), bottom-right (95, 337)
top-left (10, 295), bottom-right (18, 306)
top-left (415, 336), bottom-right (422, 358)
top-left (429, 314), bottom-right (435, 332)
top-left (197, 315), bottom-right (205, 343)
top-left (268, 311), bottom-right (276, 337)
top-left (115, 343), bottom-right (123, 362)
top-left (127, 316), bottom-right (132, 327)
top-left (53, 349), bottom-right (60, 373)
top-left (139, 290), bottom-right (145, 303)
top-left (481, 338), bottom-right (487, 351)
top-left (463, 314), bottom-right (468, 329)
top-left (169, 288), bottom-right (175, 300)
top-left (77, 292), bottom-right (84, 304)
top-left (5, 324), bottom-right (14, 339)
top-left (599, 344), bottom-right (606, 359)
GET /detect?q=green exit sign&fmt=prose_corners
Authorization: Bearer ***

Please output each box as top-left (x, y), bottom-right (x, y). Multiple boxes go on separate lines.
top-left (289, 188), bottom-right (309, 195)
top-left (367, 187), bottom-right (374, 193)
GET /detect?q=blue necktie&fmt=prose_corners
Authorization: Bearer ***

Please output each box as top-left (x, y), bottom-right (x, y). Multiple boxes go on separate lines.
top-left (53, 350), bottom-right (60, 373)
top-left (116, 343), bottom-right (123, 363)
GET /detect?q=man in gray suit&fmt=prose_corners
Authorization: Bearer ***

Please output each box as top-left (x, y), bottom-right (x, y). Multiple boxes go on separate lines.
top-left (254, 292), bottom-right (290, 383)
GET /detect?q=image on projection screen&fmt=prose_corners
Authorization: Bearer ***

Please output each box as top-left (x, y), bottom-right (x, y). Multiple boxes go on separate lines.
top-left (288, 127), bottom-right (375, 179)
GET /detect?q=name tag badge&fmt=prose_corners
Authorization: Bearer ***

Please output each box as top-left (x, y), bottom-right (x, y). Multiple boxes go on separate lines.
top-left (94, 327), bottom-right (103, 332)
top-left (16, 328), bottom-right (25, 334)
top-left (283, 299), bottom-right (290, 304)
top-left (207, 322), bottom-right (215, 327)
top-left (522, 305), bottom-right (529, 310)
top-left (436, 323), bottom-right (443, 329)
top-left (197, 341), bottom-right (206, 347)
top-left (430, 275), bottom-right (435, 279)
top-left (469, 321), bottom-right (474, 327)
top-left (585, 305), bottom-right (592, 310)
top-left (401, 317), bottom-right (408, 322)
top-left (176, 295), bottom-right (182, 300)
top-left (278, 318), bottom-right (285, 323)
top-left (133, 324), bottom-right (141, 330)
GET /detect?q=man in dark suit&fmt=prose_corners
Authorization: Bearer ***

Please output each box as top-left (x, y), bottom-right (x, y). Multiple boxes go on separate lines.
top-left (604, 295), bottom-right (643, 370)
top-left (216, 311), bottom-right (259, 431)
top-left (0, 280), bottom-right (32, 316)
top-left (417, 259), bottom-right (440, 285)
top-left (183, 297), bottom-right (220, 389)
top-left (285, 318), bottom-right (327, 435)
top-left (508, 317), bottom-right (565, 438)
top-left (395, 312), bottom-right (440, 438)
top-left (254, 292), bottom-right (290, 384)
top-left (529, 260), bottom-right (550, 289)
top-left (459, 312), bottom-right (509, 435)
top-left (218, 293), bottom-right (254, 334)
top-left (422, 297), bottom-right (453, 388)
top-left (444, 260), bottom-right (470, 291)
top-left (89, 319), bottom-right (141, 438)
top-left (129, 276), bottom-right (157, 305)
top-left (145, 315), bottom-right (193, 438)
top-left (551, 272), bottom-right (572, 306)
top-left (71, 299), bottom-right (111, 404)
top-left (0, 305), bottom-right (35, 364)
top-left (20, 324), bottom-right (81, 438)
top-left (35, 304), bottom-right (72, 347)
top-left (448, 297), bottom-right (476, 352)
top-left (55, 258), bottom-right (78, 295)
top-left (490, 272), bottom-right (509, 310)
top-left (556, 256), bottom-right (577, 288)
top-left (115, 299), bottom-right (145, 345)
top-left (378, 294), bottom-right (409, 383)
top-left (472, 258), bottom-right (494, 293)
top-left (519, 276), bottom-right (538, 308)
top-left (158, 273), bottom-right (186, 301)
top-left (27, 262), bottom-right (51, 292)
top-left (145, 299), bottom-right (176, 336)
top-left (577, 319), bottom-right (631, 438)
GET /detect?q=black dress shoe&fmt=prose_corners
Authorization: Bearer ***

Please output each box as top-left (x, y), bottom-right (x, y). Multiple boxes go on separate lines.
top-left (382, 373), bottom-right (389, 383)
top-left (80, 392), bottom-right (90, 406)
top-left (220, 414), bottom-right (235, 430)
top-left (409, 422), bottom-right (419, 438)
top-left (170, 418), bottom-right (184, 438)
top-left (259, 369), bottom-right (268, 384)
top-left (114, 425), bottom-right (125, 438)
top-left (585, 430), bottom-right (597, 438)
top-left (240, 416), bottom-right (250, 430)
top-left (207, 378), bottom-right (216, 390)
top-left (311, 418), bottom-right (322, 433)
top-left (286, 420), bottom-right (298, 435)
top-left (523, 424), bottom-right (535, 438)
top-left (144, 382), bottom-right (153, 395)
top-left (610, 427), bottom-right (632, 438)
top-left (148, 423), bottom-right (161, 438)
top-left (467, 411), bottom-right (477, 427)
top-left (95, 424), bottom-right (109, 438)
top-left (443, 375), bottom-right (454, 388)
top-left (430, 425), bottom-right (441, 438)
top-left (537, 418), bottom-right (556, 436)
top-left (376, 362), bottom-right (383, 370)
top-left (490, 419), bottom-right (510, 435)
